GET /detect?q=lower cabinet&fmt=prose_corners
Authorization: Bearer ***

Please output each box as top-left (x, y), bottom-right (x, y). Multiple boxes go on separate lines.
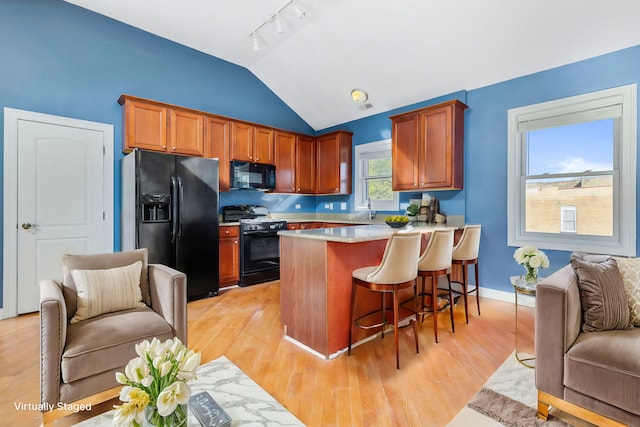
top-left (219, 225), bottom-right (240, 287)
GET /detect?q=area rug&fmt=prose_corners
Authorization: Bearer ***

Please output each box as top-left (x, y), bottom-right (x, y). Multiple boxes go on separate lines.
top-left (447, 353), bottom-right (580, 427)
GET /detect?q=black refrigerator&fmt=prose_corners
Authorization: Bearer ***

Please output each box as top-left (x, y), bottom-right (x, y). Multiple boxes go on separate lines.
top-left (122, 149), bottom-right (220, 299)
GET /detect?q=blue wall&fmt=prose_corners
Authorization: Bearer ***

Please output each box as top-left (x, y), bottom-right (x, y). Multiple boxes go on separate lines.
top-left (2, 0), bottom-right (639, 308)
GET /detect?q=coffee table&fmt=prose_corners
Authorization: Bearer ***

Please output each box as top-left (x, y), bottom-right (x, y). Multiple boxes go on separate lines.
top-left (74, 356), bottom-right (304, 426)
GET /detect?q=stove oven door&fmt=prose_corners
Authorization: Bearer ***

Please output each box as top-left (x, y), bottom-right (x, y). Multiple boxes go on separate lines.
top-left (240, 229), bottom-right (280, 286)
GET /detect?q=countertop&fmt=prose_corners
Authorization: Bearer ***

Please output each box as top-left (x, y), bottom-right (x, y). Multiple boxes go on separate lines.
top-left (277, 222), bottom-right (461, 243)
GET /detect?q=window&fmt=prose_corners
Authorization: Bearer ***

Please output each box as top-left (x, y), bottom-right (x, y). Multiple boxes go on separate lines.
top-left (508, 84), bottom-right (636, 256)
top-left (355, 139), bottom-right (399, 212)
top-left (560, 206), bottom-right (577, 233)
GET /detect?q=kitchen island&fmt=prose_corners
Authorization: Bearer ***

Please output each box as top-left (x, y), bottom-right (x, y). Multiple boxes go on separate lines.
top-left (278, 222), bottom-right (462, 359)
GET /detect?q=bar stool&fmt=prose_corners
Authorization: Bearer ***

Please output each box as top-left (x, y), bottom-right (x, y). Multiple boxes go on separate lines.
top-left (417, 228), bottom-right (455, 343)
top-left (348, 232), bottom-right (421, 369)
top-left (451, 224), bottom-right (482, 323)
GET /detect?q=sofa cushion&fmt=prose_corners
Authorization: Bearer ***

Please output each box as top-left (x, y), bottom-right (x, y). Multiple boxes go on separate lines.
top-left (565, 328), bottom-right (640, 416)
top-left (612, 256), bottom-right (640, 327)
top-left (70, 261), bottom-right (146, 323)
top-left (61, 307), bottom-right (173, 384)
top-left (571, 258), bottom-right (632, 332)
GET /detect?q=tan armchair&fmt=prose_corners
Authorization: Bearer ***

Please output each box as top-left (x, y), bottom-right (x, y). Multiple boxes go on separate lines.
top-left (39, 248), bottom-right (187, 422)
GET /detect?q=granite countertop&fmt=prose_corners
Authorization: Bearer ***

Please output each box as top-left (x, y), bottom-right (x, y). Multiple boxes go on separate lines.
top-left (277, 222), bottom-right (461, 243)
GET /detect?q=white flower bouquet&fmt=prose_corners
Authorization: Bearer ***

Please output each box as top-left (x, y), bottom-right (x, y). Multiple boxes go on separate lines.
top-left (113, 337), bottom-right (200, 427)
top-left (513, 246), bottom-right (550, 284)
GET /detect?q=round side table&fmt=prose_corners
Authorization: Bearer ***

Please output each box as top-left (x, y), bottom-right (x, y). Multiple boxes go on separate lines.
top-left (510, 275), bottom-right (539, 369)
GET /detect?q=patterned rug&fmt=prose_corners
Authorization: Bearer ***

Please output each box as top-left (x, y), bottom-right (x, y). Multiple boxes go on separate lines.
top-left (447, 353), bottom-right (589, 427)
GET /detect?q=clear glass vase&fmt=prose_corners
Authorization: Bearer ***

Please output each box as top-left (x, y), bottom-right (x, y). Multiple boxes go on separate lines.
top-left (524, 266), bottom-right (538, 284)
top-left (144, 404), bottom-right (188, 427)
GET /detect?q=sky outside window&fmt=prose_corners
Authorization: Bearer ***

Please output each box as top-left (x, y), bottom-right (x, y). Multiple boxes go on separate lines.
top-left (527, 119), bottom-right (614, 175)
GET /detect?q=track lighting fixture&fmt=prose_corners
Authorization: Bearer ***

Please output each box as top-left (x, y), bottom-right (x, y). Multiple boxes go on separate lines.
top-left (292, 1), bottom-right (306, 19)
top-left (248, 0), bottom-right (306, 51)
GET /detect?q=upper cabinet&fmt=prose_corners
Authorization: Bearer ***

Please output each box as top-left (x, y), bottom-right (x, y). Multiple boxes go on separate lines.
top-left (274, 133), bottom-right (316, 194)
top-left (296, 135), bottom-right (316, 194)
top-left (119, 95), bottom-right (352, 194)
top-left (316, 130), bottom-right (352, 195)
top-left (230, 122), bottom-right (274, 164)
top-left (119, 95), bottom-right (204, 156)
top-left (204, 116), bottom-right (231, 191)
top-left (390, 99), bottom-right (467, 191)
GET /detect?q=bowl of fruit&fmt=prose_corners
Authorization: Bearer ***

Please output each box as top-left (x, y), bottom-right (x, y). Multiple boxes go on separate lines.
top-left (384, 215), bottom-right (410, 228)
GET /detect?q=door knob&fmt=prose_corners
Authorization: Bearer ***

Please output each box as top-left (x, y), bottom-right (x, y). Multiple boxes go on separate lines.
top-left (21, 223), bottom-right (36, 230)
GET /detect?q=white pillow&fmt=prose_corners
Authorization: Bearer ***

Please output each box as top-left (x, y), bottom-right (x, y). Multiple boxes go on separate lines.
top-left (612, 256), bottom-right (640, 327)
top-left (70, 261), bottom-right (145, 324)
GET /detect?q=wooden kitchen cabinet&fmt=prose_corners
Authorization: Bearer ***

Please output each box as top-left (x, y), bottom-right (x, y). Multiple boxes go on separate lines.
top-left (169, 108), bottom-right (204, 156)
top-left (296, 135), bottom-right (316, 193)
top-left (390, 99), bottom-right (467, 191)
top-left (316, 130), bottom-right (353, 194)
top-left (219, 225), bottom-right (240, 286)
top-left (119, 95), bottom-right (204, 156)
top-left (119, 96), bottom-right (168, 153)
top-left (204, 116), bottom-right (231, 191)
top-left (230, 122), bottom-right (274, 164)
top-left (274, 133), bottom-right (316, 194)
top-left (274, 132), bottom-right (296, 193)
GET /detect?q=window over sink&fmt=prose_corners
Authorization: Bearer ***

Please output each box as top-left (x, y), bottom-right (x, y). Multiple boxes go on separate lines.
top-left (355, 139), bottom-right (399, 212)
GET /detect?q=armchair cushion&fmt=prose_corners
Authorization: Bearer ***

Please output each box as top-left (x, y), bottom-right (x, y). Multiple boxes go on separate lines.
top-left (61, 306), bottom-right (173, 383)
top-left (571, 257), bottom-right (632, 332)
top-left (70, 261), bottom-right (145, 323)
top-left (62, 249), bottom-right (151, 320)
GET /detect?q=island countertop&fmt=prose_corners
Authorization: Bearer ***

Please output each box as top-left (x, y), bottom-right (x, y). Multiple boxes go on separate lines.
top-left (277, 222), bottom-right (462, 243)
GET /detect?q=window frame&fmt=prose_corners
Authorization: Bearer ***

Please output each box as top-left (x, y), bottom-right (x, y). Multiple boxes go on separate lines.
top-left (354, 139), bottom-right (399, 212)
top-left (507, 84), bottom-right (636, 256)
top-left (560, 205), bottom-right (577, 234)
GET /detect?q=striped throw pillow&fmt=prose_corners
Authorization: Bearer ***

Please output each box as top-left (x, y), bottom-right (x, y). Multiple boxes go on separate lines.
top-left (70, 261), bottom-right (145, 324)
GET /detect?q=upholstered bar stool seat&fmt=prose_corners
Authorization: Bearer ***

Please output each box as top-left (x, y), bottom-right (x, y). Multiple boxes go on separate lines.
top-left (348, 232), bottom-right (422, 369)
top-left (417, 228), bottom-right (455, 343)
top-left (451, 224), bottom-right (482, 323)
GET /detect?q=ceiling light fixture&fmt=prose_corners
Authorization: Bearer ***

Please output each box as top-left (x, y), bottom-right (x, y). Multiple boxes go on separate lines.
top-left (248, 0), bottom-right (306, 50)
top-left (292, 1), bottom-right (306, 19)
top-left (351, 89), bottom-right (368, 104)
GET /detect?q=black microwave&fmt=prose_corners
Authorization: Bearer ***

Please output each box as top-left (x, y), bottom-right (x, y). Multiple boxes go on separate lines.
top-left (230, 161), bottom-right (276, 191)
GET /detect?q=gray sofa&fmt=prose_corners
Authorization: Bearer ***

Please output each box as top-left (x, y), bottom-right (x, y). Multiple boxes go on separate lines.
top-left (535, 262), bottom-right (640, 427)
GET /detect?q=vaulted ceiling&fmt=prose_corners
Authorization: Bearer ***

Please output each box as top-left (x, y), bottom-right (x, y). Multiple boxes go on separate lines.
top-left (65, 0), bottom-right (640, 130)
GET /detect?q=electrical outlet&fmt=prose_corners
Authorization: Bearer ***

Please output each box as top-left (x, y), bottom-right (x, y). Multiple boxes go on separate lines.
top-left (295, 204), bottom-right (301, 210)
top-left (324, 203), bottom-right (329, 209)
top-left (341, 202), bottom-right (347, 211)
top-left (329, 203), bottom-right (333, 210)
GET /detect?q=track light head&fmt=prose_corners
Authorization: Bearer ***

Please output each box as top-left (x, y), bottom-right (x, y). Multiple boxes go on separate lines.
top-left (292, 1), bottom-right (306, 19)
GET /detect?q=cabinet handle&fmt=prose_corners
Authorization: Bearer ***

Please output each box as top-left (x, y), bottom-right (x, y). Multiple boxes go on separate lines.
top-left (234, 241), bottom-right (238, 244)
top-left (249, 156), bottom-right (253, 160)
top-left (256, 157), bottom-right (260, 161)
top-left (225, 230), bottom-right (230, 234)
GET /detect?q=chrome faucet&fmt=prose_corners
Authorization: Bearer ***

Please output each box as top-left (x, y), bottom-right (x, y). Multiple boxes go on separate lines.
top-left (367, 199), bottom-right (376, 220)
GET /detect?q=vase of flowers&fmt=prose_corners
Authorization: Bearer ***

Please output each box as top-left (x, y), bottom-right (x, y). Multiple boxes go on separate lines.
top-left (513, 246), bottom-right (550, 284)
top-left (113, 337), bottom-right (200, 427)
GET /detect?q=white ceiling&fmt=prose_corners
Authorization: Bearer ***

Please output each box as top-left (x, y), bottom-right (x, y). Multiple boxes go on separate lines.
top-left (65, 0), bottom-right (640, 130)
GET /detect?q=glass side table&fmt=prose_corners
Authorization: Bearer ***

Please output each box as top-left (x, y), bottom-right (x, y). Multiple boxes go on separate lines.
top-left (510, 275), bottom-right (540, 369)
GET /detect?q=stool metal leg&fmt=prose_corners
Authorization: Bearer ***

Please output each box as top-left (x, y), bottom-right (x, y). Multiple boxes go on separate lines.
top-left (348, 281), bottom-right (357, 356)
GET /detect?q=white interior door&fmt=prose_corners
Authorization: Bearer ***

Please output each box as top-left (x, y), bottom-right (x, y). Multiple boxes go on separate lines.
top-left (3, 108), bottom-right (114, 316)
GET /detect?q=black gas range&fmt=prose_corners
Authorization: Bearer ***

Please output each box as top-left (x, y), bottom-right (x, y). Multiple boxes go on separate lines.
top-left (222, 205), bottom-right (286, 286)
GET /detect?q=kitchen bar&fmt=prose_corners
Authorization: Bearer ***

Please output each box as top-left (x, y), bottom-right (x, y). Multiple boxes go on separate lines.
top-left (278, 221), bottom-right (464, 359)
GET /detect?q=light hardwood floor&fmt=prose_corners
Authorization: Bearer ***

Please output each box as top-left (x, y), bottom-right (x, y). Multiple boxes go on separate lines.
top-left (0, 280), bottom-right (533, 427)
